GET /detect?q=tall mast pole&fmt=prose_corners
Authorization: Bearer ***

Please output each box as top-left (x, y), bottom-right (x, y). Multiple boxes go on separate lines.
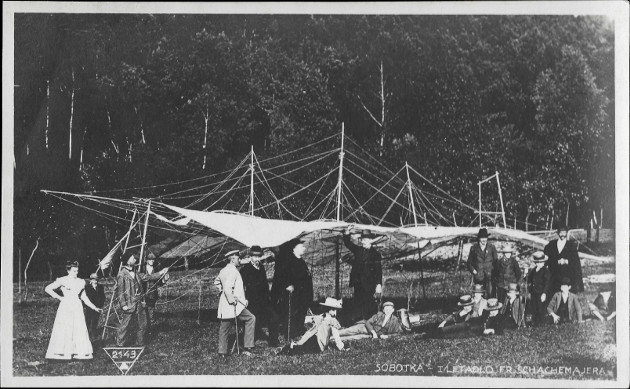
top-left (336, 123), bottom-right (345, 222)
top-left (496, 171), bottom-right (507, 228)
top-left (250, 146), bottom-right (254, 216)
top-left (405, 162), bottom-right (418, 227)
top-left (139, 200), bottom-right (151, 269)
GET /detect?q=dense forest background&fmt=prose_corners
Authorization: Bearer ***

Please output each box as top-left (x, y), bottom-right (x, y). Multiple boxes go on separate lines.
top-left (13, 14), bottom-right (615, 279)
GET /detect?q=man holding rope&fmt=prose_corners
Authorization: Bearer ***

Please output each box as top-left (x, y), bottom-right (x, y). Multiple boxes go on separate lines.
top-left (215, 250), bottom-right (256, 357)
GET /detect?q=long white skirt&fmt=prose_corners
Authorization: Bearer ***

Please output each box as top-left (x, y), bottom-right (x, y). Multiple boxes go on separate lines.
top-left (45, 298), bottom-right (93, 360)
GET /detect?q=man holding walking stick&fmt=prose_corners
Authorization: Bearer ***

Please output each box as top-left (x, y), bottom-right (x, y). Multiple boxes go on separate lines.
top-left (215, 250), bottom-right (256, 357)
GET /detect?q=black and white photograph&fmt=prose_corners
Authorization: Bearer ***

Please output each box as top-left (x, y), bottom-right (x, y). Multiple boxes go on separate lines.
top-left (2, 2), bottom-right (628, 387)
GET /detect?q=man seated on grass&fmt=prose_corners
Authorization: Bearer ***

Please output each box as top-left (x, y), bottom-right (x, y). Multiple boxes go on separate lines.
top-left (546, 277), bottom-right (583, 325)
top-left (497, 282), bottom-right (525, 329)
top-left (338, 301), bottom-right (403, 340)
top-left (278, 298), bottom-right (346, 355)
top-left (588, 284), bottom-right (616, 322)
top-left (480, 298), bottom-right (504, 335)
top-left (438, 294), bottom-right (475, 329)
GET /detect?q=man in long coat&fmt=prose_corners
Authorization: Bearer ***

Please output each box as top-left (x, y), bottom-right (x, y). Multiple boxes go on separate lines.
top-left (115, 254), bottom-right (168, 347)
top-left (241, 245), bottom-right (280, 346)
top-left (526, 251), bottom-right (552, 326)
top-left (343, 227), bottom-right (383, 321)
top-left (544, 225), bottom-right (584, 294)
top-left (283, 238), bottom-right (313, 339)
top-left (466, 228), bottom-right (498, 298)
top-left (215, 250), bottom-right (256, 357)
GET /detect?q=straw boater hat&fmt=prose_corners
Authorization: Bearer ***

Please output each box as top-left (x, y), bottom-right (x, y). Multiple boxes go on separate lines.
top-left (484, 298), bottom-right (503, 311)
top-left (224, 249), bottom-right (240, 259)
top-left (89, 273), bottom-right (99, 280)
top-left (506, 282), bottom-right (520, 295)
top-left (532, 251), bottom-right (548, 262)
top-left (457, 294), bottom-right (474, 306)
top-left (472, 284), bottom-right (486, 294)
top-left (320, 297), bottom-right (342, 310)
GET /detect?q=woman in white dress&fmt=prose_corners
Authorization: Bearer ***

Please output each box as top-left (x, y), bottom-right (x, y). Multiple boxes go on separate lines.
top-left (44, 261), bottom-right (103, 360)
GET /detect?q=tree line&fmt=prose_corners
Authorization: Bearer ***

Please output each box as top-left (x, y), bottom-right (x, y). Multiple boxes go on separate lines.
top-left (13, 14), bottom-right (614, 279)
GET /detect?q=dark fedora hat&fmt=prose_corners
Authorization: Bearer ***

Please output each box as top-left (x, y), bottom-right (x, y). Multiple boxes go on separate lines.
top-left (560, 277), bottom-right (572, 286)
top-left (249, 245), bottom-right (264, 256)
top-left (477, 228), bottom-right (490, 238)
top-left (360, 230), bottom-right (379, 239)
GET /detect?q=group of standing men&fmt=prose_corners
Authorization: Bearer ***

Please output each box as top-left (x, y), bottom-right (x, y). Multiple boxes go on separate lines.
top-left (214, 225), bottom-right (387, 357)
top-left (466, 225), bottom-right (590, 326)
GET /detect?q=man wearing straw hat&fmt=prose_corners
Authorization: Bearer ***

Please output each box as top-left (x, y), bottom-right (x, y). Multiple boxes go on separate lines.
top-left (480, 298), bottom-right (504, 335)
top-left (279, 297), bottom-right (346, 354)
top-left (466, 228), bottom-right (498, 298)
top-left (343, 226), bottom-right (383, 322)
top-left (215, 250), bottom-right (256, 357)
top-left (493, 242), bottom-right (522, 303)
top-left (526, 251), bottom-right (552, 326)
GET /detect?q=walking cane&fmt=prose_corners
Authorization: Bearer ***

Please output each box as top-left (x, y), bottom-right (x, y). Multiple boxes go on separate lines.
top-left (234, 304), bottom-right (240, 355)
top-left (287, 290), bottom-right (293, 342)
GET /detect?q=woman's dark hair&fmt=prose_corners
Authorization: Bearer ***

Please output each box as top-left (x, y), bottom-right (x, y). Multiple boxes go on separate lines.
top-left (65, 261), bottom-right (80, 271)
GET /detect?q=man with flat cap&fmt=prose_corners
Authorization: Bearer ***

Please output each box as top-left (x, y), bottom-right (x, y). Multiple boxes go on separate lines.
top-left (215, 250), bottom-right (256, 357)
top-left (115, 254), bottom-right (169, 347)
top-left (467, 228), bottom-right (498, 298)
top-left (343, 226), bottom-right (383, 322)
top-left (241, 245), bottom-right (280, 346)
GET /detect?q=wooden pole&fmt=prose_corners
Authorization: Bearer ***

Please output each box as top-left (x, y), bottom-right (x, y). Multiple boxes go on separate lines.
top-left (102, 261), bottom-right (122, 340)
top-left (496, 172), bottom-right (507, 229)
top-left (18, 247), bottom-right (22, 298)
top-left (139, 201), bottom-right (151, 268)
top-left (417, 242), bottom-right (426, 301)
top-left (478, 181), bottom-right (482, 227)
top-left (335, 237), bottom-right (341, 299)
top-left (405, 162), bottom-right (418, 227)
top-left (335, 123), bottom-right (344, 299)
top-left (250, 146), bottom-right (254, 216)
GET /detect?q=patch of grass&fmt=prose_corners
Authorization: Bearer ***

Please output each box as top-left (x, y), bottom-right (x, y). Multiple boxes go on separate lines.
top-left (12, 261), bottom-right (617, 379)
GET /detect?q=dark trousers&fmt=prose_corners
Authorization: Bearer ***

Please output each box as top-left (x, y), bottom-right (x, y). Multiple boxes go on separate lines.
top-left (289, 305), bottom-right (308, 339)
top-left (353, 285), bottom-right (377, 321)
top-left (84, 309), bottom-right (100, 340)
top-left (496, 287), bottom-right (507, 303)
top-left (473, 272), bottom-right (495, 298)
top-left (249, 304), bottom-right (280, 344)
top-left (529, 291), bottom-right (548, 325)
top-left (218, 308), bottom-right (256, 355)
top-left (438, 321), bottom-right (482, 339)
top-left (116, 304), bottom-right (149, 346)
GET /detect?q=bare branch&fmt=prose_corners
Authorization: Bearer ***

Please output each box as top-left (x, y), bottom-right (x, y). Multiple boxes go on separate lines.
top-left (357, 95), bottom-right (383, 127)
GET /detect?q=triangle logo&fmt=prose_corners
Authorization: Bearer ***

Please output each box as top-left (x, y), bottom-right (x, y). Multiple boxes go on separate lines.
top-left (103, 347), bottom-right (145, 375)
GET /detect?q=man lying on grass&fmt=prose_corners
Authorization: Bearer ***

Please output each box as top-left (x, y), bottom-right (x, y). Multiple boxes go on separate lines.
top-left (278, 298), bottom-right (347, 355)
top-left (338, 301), bottom-right (403, 340)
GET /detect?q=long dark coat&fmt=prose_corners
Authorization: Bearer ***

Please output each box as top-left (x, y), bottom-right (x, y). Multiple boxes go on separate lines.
top-left (241, 262), bottom-right (270, 317)
top-left (343, 234), bottom-right (383, 291)
top-left (285, 254), bottom-right (313, 310)
top-left (544, 239), bottom-right (584, 293)
top-left (466, 243), bottom-right (498, 282)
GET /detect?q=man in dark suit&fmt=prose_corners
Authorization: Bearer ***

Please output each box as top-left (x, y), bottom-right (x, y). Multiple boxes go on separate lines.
top-left (83, 273), bottom-right (106, 341)
top-left (544, 225), bottom-right (584, 294)
top-left (467, 228), bottom-right (498, 298)
top-left (142, 255), bottom-right (169, 335)
top-left (283, 238), bottom-right (314, 339)
top-left (526, 251), bottom-right (552, 326)
top-left (241, 245), bottom-right (280, 346)
top-left (343, 227), bottom-right (383, 321)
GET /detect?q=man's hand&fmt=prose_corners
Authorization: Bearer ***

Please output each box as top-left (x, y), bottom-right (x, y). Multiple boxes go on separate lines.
top-left (94, 307), bottom-right (103, 313)
top-left (122, 305), bottom-right (129, 312)
top-left (483, 328), bottom-right (495, 335)
top-left (286, 285), bottom-right (295, 293)
top-left (160, 267), bottom-right (169, 276)
top-left (551, 313), bottom-right (560, 324)
top-left (540, 293), bottom-right (546, 303)
top-left (472, 269), bottom-right (478, 275)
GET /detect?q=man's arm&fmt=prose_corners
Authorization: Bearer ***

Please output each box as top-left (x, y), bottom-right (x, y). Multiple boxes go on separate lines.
top-left (513, 258), bottom-right (522, 280)
top-left (364, 314), bottom-right (380, 338)
top-left (573, 295), bottom-right (583, 322)
top-left (466, 247), bottom-right (477, 274)
top-left (116, 276), bottom-right (133, 310)
top-left (342, 233), bottom-right (360, 254)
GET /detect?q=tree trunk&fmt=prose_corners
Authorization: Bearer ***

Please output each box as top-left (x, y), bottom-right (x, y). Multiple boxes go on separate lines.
top-left (202, 106), bottom-right (209, 170)
top-left (525, 210), bottom-right (530, 232)
top-left (565, 201), bottom-right (570, 227)
top-left (23, 238), bottom-right (40, 303)
top-left (69, 67), bottom-right (75, 160)
top-left (79, 126), bottom-right (87, 170)
top-left (379, 60), bottom-right (385, 157)
top-left (45, 79), bottom-right (50, 149)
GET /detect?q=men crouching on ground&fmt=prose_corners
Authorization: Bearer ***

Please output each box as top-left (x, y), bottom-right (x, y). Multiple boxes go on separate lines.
top-left (338, 301), bottom-right (403, 340)
top-left (588, 283), bottom-right (616, 322)
top-left (215, 250), bottom-right (256, 357)
top-left (546, 277), bottom-right (583, 325)
top-left (278, 298), bottom-right (346, 354)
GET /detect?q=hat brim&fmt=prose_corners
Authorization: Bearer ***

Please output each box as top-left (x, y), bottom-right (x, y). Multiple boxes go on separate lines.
top-left (457, 301), bottom-right (473, 306)
top-left (485, 303), bottom-right (503, 311)
top-left (319, 303), bottom-right (342, 309)
top-left (472, 289), bottom-right (486, 293)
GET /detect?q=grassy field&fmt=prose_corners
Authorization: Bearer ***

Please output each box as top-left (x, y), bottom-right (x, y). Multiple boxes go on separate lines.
top-left (11, 254), bottom-right (617, 380)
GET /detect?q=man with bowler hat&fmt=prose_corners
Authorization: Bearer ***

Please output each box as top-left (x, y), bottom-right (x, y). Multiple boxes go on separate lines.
top-left (83, 273), bottom-right (105, 341)
top-left (467, 228), bottom-right (498, 298)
